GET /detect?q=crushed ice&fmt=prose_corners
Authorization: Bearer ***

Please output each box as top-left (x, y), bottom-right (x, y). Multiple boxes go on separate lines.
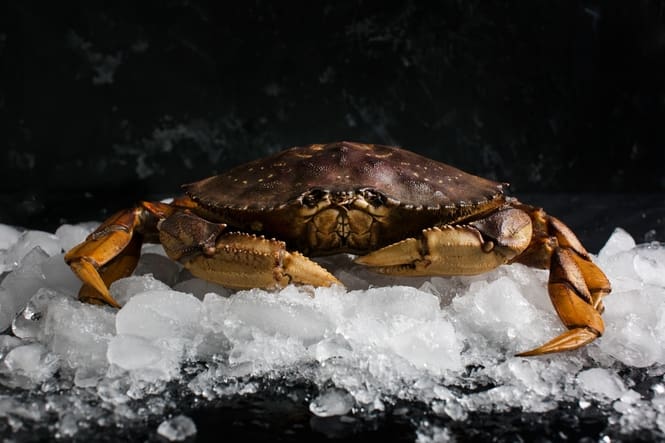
top-left (0, 223), bottom-right (664, 439)
top-left (157, 415), bottom-right (197, 441)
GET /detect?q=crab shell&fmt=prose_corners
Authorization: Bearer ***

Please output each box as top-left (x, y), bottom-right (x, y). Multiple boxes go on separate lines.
top-left (184, 141), bottom-right (507, 255)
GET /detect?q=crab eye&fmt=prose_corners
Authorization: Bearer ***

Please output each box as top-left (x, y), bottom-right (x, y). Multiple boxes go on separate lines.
top-left (360, 189), bottom-right (386, 207)
top-left (302, 189), bottom-right (328, 207)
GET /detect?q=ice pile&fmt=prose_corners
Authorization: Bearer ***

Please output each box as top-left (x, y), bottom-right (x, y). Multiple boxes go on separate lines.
top-left (0, 222), bottom-right (664, 440)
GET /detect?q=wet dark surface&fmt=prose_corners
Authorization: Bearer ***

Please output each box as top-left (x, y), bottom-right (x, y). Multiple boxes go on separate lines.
top-left (182, 384), bottom-right (634, 443)
top-left (1, 366), bottom-right (663, 443)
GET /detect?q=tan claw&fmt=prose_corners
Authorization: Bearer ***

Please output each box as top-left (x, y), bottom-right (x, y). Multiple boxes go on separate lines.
top-left (160, 221), bottom-right (341, 289)
top-left (356, 208), bottom-right (532, 277)
top-left (355, 226), bottom-right (510, 275)
top-left (281, 250), bottom-right (342, 288)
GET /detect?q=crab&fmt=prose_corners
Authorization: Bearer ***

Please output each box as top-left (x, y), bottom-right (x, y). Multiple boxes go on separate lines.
top-left (65, 141), bottom-right (611, 356)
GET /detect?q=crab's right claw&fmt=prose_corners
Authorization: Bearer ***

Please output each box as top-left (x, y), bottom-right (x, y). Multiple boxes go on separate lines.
top-left (172, 233), bottom-right (342, 289)
top-left (517, 248), bottom-right (609, 357)
top-left (158, 211), bottom-right (341, 290)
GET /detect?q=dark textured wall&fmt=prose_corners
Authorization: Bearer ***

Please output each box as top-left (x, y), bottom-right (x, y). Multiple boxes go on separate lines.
top-left (2, 1), bottom-right (664, 227)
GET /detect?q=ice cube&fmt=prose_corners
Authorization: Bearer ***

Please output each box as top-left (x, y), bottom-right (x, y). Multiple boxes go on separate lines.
top-left (115, 290), bottom-right (204, 340)
top-left (0, 248), bottom-right (49, 331)
top-left (0, 224), bottom-right (21, 250)
top-left (42, 296), bottom-right (115, 370)
top-left (3, 231), bottom-right (61, 271)
top-left (226, 287), bottom-right (331, 344)
top-left (107, 335), bottom-right (163, 370)
top-left (348, 285), bottom-right (440, 322)
top-left (309, 388), bottom-right (354, 417)
top-left (415, 424), bottom-right (454, 443)
top-left (157, 415), bottom-right (197, 441)
top-left (54, 224), bottom-right (94, 252)
top-left (597, 289), bottom-right (664, 367)
top-left (390, 319), bottom-right (462, 373)
top-left (200, 292), bottom-right (231, 333)
top-left (598, 228), bottom-right (636, 258)
top-left (73, 366), bottom-right (107, 388)
top-left (633, 245), bottom-right (665, 287)
top-left (111, 290), bottom-right (207, 379)
top-left (109, 275), bottom-right (172, 306)
top-left (0, 343), bottom-right (59, 387)
top-left (312, 335), bottom-right (353, 362)
top-left (41, 253), bottom-right (83, 295)
top-left (12, 288), bottom-right (61, 340)
top-left (96, 376), bottom-right (131, 405)
top-left (451, 276), bottom-right (549, 354)
top-left (577, 368), bottom-right (627, 400)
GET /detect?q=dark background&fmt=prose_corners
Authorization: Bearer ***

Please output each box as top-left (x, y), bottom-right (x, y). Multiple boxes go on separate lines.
top-left (1, 0), bottom-right (664, 233)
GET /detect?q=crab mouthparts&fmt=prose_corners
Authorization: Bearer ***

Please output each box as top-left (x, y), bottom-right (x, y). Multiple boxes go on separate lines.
top-left (305, 203), bottom-right (378, 253)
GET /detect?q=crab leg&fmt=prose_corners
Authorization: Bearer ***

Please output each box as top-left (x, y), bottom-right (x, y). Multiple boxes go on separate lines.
top-left (65, 201), bottom-right (175, 307)
top-left (515, 248), bottom-right (605, 356)
top-left (512, 204), bottom-right (610, 356)
top-left (158, 211), bottom-right (341, 289)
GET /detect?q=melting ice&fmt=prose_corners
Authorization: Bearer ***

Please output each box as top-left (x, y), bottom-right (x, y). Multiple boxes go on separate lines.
top-left (0, 222), bottom-right (664, 440)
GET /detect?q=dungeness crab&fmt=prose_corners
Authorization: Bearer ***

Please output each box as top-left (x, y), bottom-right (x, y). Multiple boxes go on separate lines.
top-left (66, 142), bottom-right (611, 356)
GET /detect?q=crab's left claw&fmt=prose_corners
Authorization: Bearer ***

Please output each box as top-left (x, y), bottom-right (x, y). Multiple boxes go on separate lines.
top-left (513, 208), bottom-right (611, 356)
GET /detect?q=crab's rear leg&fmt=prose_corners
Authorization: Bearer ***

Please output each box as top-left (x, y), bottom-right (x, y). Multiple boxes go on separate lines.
top-left (512, 203), bottom-right (610, 356)
top-left (65, 201), bottom-right (175, 307)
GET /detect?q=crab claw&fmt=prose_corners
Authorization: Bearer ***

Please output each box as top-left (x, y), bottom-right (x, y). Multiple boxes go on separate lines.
top-left (280, 249), bottom-right (343, 288)
top-left (355, 207), bottom-right (533, 276)
top-left (174, 233), bottom-right (341, 289)
top-left (516, 248), bottom-right (607, 357)
top-left (158, 211), bottom-right (341, 289)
